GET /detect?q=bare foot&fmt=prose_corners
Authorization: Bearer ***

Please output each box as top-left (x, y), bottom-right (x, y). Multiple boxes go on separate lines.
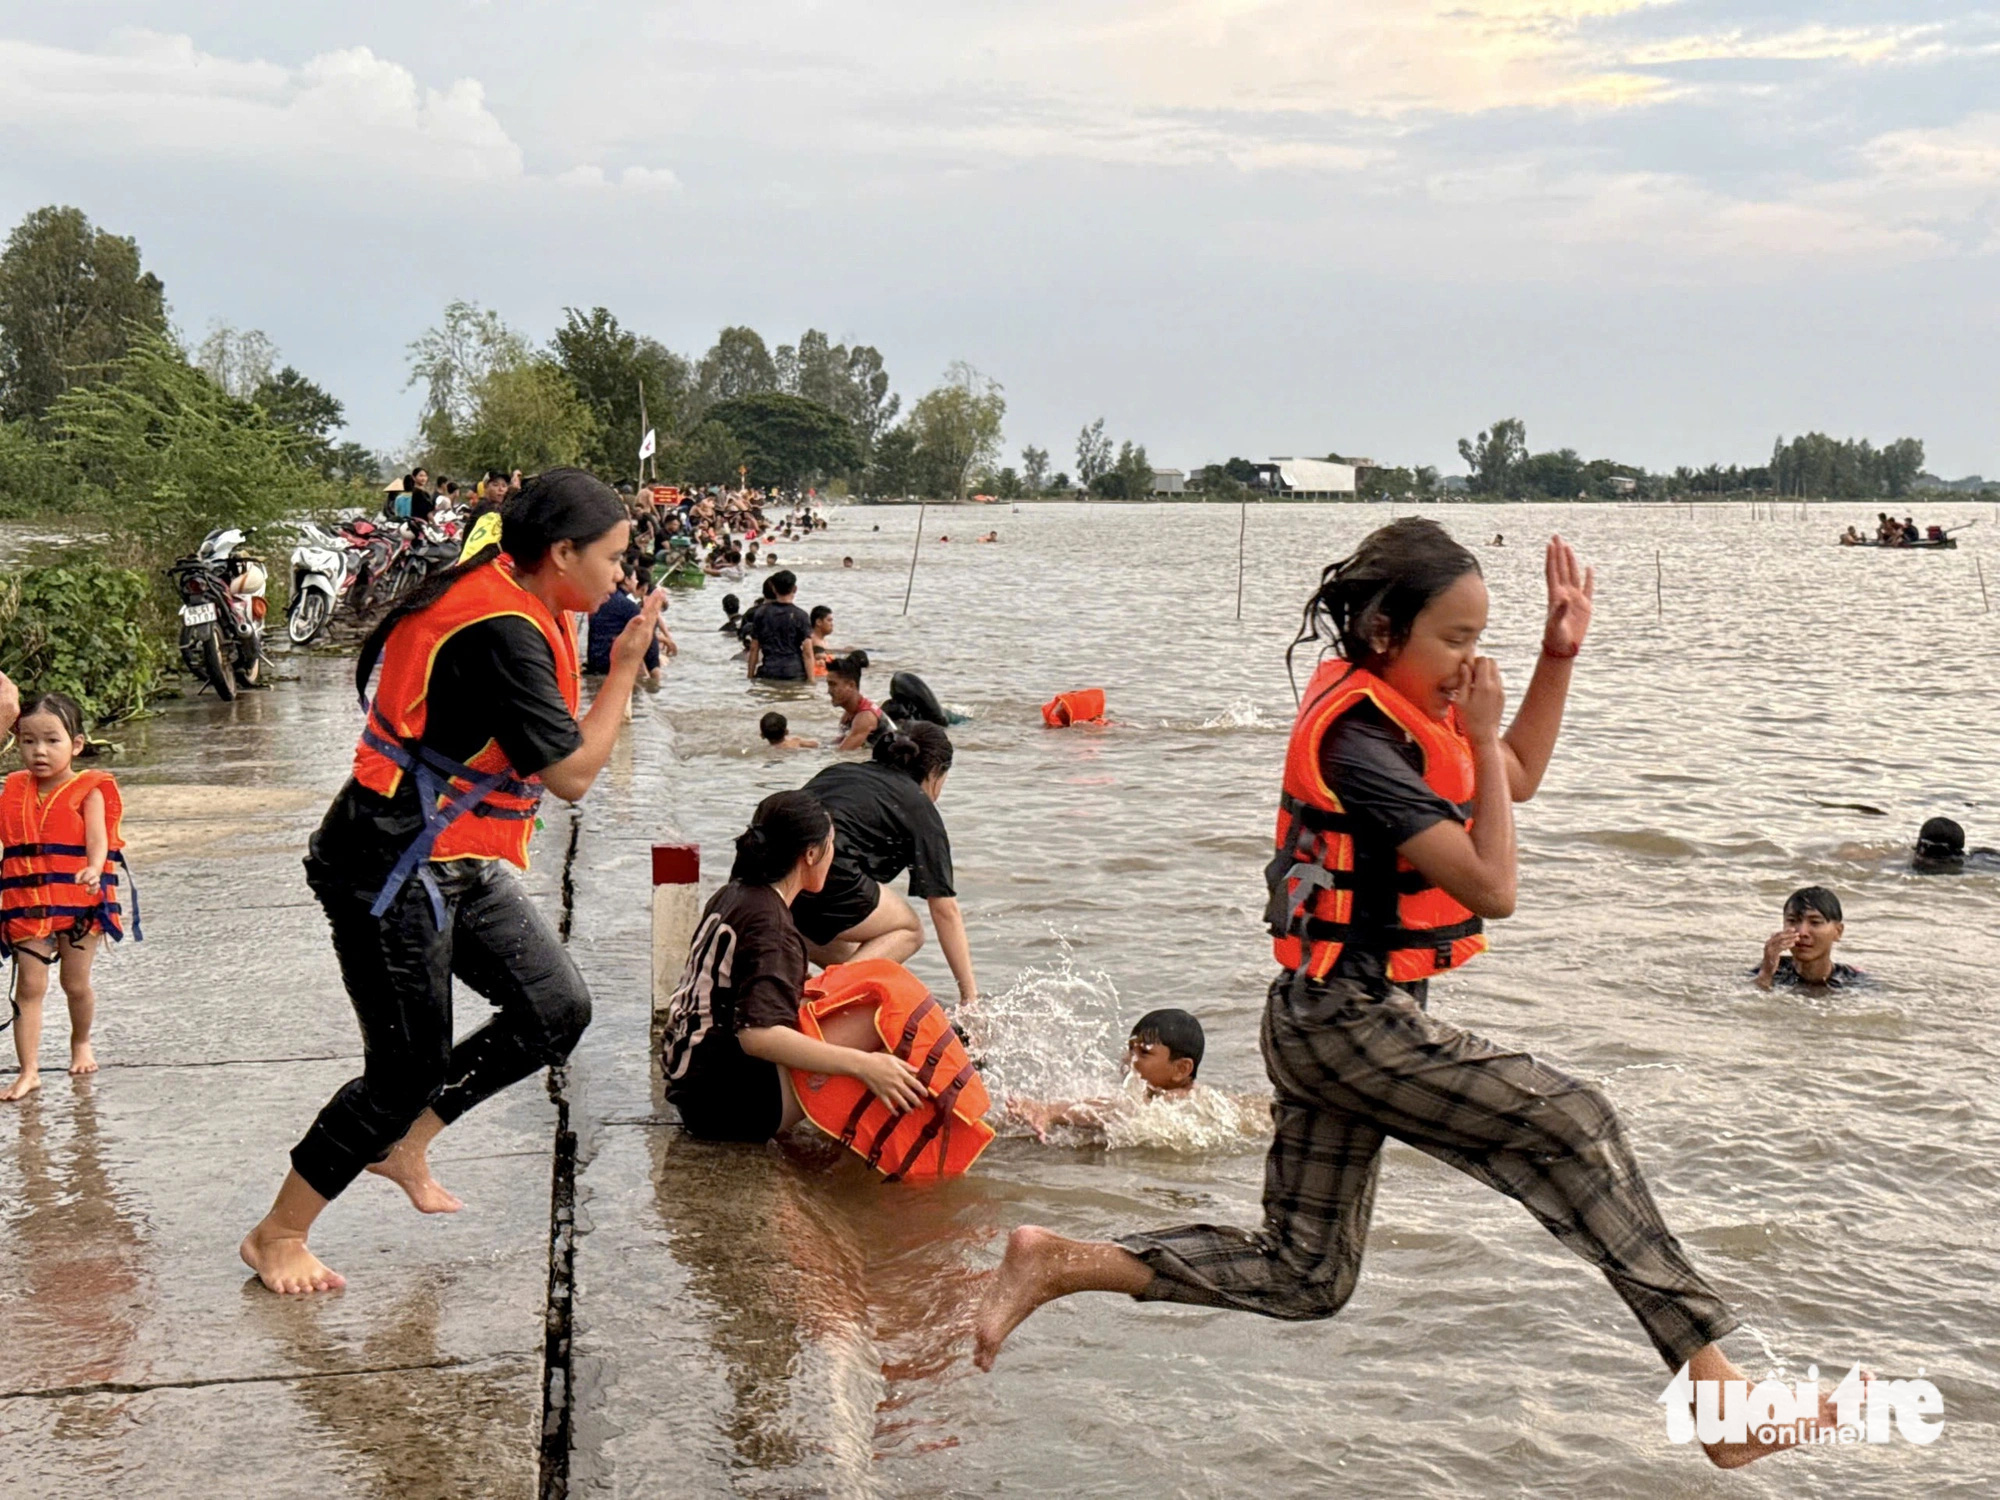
top-left (70, 1042), bottom-right (97, 1076)
top-left (1703, 1379), bottom-right (1841, 1468)
top-left (0, 1071), bottom-right (40, 1102)
top-left (366, 1138), bottom-right (463, 1214)
top-left (973, 1225), bottom-right (1065, 1370)
top-left (239, 1223), bottom-right (346, 1294)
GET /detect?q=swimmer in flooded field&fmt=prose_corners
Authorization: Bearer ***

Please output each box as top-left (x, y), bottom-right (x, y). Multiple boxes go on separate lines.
top-left (1912, 816), bottom-right (2000, 874)
top-left (825, 651), bottom-right (883, 751)
top-left (1839, 526), bottom-right (1863, 546)
top-left (659, 792), bottom-right (922, 1144)
top-left (1491, 533), bottom-right (1505, 546)
top-left (842, 556), bottom-right (855, 568)
top-left (978, 531), bottom-right (999, 543)
top-left (759, 711), bottom-right (818, 751)
top-left (1754, 886), bottom-right (1859, 990)
top-left (806, 605), bottom-right (836, 678)
top-left (1006, 1009), bottom-right (1269, 1145)
top-left (970, 520), bottom-right (1843, 1470)
top-left (717, 593), bottom-right (743, 634)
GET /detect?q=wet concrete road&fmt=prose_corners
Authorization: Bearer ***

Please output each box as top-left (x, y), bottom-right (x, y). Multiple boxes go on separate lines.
top-left (0, 663), bottom-right (556, 1499)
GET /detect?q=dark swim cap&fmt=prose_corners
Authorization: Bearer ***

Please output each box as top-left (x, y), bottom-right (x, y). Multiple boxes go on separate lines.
top-left (1917, 817), bottom-right (1966, 858)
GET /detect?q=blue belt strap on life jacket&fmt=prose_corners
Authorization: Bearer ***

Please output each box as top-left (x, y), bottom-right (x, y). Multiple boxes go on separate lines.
top-left (364, 732), bottom-right (522, 927)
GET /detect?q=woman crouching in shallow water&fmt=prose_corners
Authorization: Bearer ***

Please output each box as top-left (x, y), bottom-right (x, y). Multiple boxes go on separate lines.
top-left (972, 520), bottom-right (1836, 1470)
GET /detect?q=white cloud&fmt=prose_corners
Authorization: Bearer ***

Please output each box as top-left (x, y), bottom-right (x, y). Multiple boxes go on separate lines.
top-left (0, 31), bottom-right (674, 193)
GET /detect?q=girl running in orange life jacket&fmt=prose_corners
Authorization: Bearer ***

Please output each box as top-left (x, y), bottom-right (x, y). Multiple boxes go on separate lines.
top-left (972, 520), bottom-right (1835, 1471)
top-left (240, 470), bottom-right (666, 1296)
top-left (1, 690), bottom-right (137, 1100)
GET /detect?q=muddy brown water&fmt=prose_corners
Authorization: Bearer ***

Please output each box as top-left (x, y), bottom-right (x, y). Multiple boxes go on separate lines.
top-left (4, 501), bottom-right (1996, 1497)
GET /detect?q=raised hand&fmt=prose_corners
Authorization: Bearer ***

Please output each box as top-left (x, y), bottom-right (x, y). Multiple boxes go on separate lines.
top-left (1542, 535), bottom-right (1595, 656)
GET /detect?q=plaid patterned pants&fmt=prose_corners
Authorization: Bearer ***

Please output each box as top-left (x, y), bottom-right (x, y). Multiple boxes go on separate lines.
top-left (1117, 973), bottom-right (1738, 1368)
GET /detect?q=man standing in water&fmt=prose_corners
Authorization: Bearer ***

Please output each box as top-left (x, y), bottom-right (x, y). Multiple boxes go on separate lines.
top-left (971, 523), bottom-right (1837, 1471)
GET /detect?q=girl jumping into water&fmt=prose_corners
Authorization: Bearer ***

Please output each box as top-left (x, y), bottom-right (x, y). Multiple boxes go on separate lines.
top-left (240, 470), bottom-right (664, 1295)
top-left (1, 691), bottom-right (137, 1099)
top-left (973, 520), bottom-right (1829, 1470)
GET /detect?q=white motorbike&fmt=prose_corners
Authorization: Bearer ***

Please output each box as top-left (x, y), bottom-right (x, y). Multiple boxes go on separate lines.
top-left (286, 521), bottom-right (365, 645)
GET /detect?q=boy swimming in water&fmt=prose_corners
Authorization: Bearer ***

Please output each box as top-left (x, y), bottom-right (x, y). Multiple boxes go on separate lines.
top-left (1006, 1010), bottom-right (1268, 1144)
top-left (1754, 886), bottom-right (1859, 989)
top-left (759, 712), bottom-right (818, 751)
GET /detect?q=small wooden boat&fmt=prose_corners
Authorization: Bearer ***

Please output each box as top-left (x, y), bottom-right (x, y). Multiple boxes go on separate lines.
top-left (1849, 537), bottom-right (1958, 550)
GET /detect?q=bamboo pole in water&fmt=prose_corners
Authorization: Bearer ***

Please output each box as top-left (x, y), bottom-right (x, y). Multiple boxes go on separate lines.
top-left (1655, 550), bottom-right (1664, 619)
top-left (901, 500), bottom-right (925, 616)
top-left (1235, 498), bottom-right (1247, 621)
top-left (1978, 557), bottom-right (1991, 614)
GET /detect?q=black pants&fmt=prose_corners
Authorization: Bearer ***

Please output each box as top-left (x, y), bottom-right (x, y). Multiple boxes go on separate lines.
top-left (290, 858), bottom-right (591, 1201)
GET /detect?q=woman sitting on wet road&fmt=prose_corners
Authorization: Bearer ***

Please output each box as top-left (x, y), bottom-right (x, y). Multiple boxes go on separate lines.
top-left (660, 791), bottom-right (924, 1142)
top-left (240, 469), bottom-right (664, 1295)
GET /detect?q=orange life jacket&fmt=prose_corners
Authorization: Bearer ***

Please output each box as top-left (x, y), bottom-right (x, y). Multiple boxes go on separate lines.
top-left (351, 558), bottom-right (579, 921)
top-left (0, 768), bottom-right (139, 956)
top-left (1041, 688), bottom-right (1106, 727)
top-left (1266, 660), bottom-right (1486, 983)
top-left (792, 959), bottom-right (995, 1180)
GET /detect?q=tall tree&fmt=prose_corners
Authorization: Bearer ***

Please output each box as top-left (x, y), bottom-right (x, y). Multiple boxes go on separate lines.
top-left (702, 392), bottom-right (859, 488)
top-left (1457, 418), bottom-right (1528, 495)
top-left (909, 364), bottom-right (1006, 500)
top-left (252, 366), bottom-right (347, 476)
top-left (1075, 417), bottom-right (1112, 483)
top-left (550, 306), bottom-right (693, 476)
top-left (407, 300), bottom-right (528, 439)
top-left (866, 425), bottom-right (922, 497)
top-left (663, 419), bottom-right (747, 486)
top-left (0, 206), bottom-right (168, 423)
top-left (1019, 444), bottom-right (1050, 494)
top-left (696, 326), bottom-right (779, 408)
top-left (429, 358), bottom-right (599, 477)
top-left (195, 323), bottom-right (278, 400)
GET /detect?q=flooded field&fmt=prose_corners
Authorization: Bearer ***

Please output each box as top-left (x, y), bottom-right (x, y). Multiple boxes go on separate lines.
top-left (3, 500), bottom-right (1995, 1497)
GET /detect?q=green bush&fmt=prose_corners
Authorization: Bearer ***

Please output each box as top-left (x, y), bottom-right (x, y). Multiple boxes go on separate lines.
top-left (0, 562), bottom-right (168, 725)
top-left (0, 417), bottom-right (81, 519)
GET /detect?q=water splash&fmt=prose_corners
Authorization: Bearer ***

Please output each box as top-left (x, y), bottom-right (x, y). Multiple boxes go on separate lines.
top-left (963, 935), bottom-right (1125, 1107)
top-left (1200, 704), bottom-right (1264, 732)
top-left (964, 936), bottom-right (1270, 1155)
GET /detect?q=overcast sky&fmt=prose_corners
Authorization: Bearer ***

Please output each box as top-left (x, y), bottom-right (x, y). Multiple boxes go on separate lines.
top-left (2, 3), bottom-right (1995, 475)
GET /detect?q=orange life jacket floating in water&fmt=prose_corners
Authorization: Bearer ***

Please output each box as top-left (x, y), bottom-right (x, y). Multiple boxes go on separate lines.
top-left (0, 768), bottom-right (140, 957)
top-left (1041, 688), bottom-right (1105, 727)
top-left (350, 557), bottom-right (580, 923)
top-left (792, 959), bottom-right (995, 1180)
top-left (1266, 660), bottom-right (1486, 983)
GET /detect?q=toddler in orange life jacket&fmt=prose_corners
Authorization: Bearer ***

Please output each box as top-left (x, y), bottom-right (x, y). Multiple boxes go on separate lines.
top-left (1006, 1010), bottom-right (1270, 1147)
top-left (2, 692), bottom-right (136, 1100)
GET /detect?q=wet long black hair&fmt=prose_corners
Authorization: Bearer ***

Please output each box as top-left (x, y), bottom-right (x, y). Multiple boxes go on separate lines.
top-left (872, 720), bottom-right (953, 783)
top-left (1286, 518), bottom-right (1480, 700)
top-left (355, 467), bottom-right (626, 705)
top-left (730, 789), bottom-right (833, 884)
top-left (826, 649), bottom-right (869, 686)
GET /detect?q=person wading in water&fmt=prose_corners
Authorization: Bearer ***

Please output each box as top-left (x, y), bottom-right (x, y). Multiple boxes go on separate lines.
top-left (241, 469), bottom-right (664, 1294)
top-left (971, 520), bottom-right (1834, 1469)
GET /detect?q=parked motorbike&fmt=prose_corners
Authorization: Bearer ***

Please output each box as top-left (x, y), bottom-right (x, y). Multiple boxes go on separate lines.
top-left (341, 517), bottom-right (403, 614)
top-left (169, 528), bottom-right (269, 701)
top-left (368, 517), bottom-right (459, 608)
top-left (285, 521), bottom-right (366, 645)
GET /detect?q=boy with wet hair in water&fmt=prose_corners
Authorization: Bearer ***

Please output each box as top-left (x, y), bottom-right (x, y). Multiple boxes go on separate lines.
top-left (1007, 1010), bottom-right (1266, 1143)
top-left (1754, 886), bottom-right (1859, 990)
top-left (758, 712), bottom-right (818, 751)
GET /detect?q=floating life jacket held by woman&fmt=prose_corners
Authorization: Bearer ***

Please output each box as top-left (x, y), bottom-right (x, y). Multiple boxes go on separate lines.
top-left (792, 958), bottom-right (994, 1179)
top-left (661, 792), bottom-right (941, 1147)
top-left (239, 468), bottom-right (667, 1298)
top-left (0, 762), bottom-right (138, 961)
